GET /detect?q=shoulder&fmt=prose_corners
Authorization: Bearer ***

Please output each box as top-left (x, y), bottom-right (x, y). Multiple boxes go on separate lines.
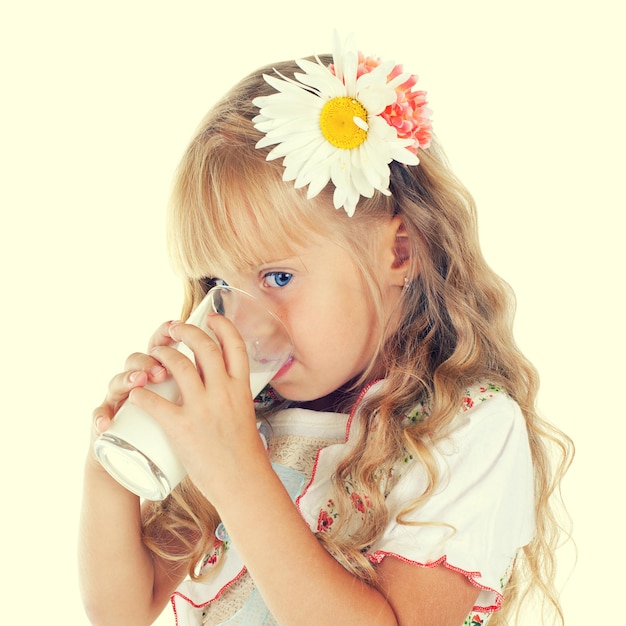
top-left (369, 384), bottom-right (535, 612)
top-left (426, 383), bottom-right (533, 495)
top-left (402, 382), bottom-right (527, 454)
top-left (391, 383), bottom-right (531, 482)
top-left (447, 383), bottom-right (527, 445)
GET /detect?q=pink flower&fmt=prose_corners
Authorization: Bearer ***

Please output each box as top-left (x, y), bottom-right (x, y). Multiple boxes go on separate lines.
top-left (317, 509), bottom-right (334, 532)
top-left (358, 53), bottom-right (431, 153)
top-left (351, 492), bottom-right (366, 513)
top-left (330, 52), bottom-right (432, 155)
top-left (201, 550), bottom-right (219, 569)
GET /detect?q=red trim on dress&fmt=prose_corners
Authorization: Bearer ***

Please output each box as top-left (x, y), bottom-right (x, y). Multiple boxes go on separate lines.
top-left (295, 379), bottom-right (380, 515)
top-left (170, 565), bottom-right (248, 625)
top-left (172, 382), bottom-right (382, 622)
top-left (366, 551), bottom-right (503, 613)
top-left (293, 380), bottom-right (504, 615)
top-left (170, 381), bottom-right (505, 619)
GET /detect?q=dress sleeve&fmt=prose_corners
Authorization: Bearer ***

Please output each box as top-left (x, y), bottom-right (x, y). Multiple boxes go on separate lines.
top-left (296, 387), bottom-right (535, 613)
top-left (366, 391), bottom-right (535, 612)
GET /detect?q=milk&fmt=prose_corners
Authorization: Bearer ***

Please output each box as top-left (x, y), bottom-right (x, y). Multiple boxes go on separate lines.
top-left (93, 287), bottom-right (292, 500)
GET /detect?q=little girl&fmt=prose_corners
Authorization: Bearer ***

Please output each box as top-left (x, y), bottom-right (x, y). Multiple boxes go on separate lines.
top-left (80, 35), bottom-right (572, 626)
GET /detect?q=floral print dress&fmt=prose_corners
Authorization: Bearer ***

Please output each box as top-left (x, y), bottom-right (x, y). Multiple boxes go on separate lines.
top-left (170, 384), bottom-right (534, 626)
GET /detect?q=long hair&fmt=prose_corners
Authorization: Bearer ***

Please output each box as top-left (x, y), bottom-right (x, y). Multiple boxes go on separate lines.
top-left (142, 56), bottom-right (573, 624)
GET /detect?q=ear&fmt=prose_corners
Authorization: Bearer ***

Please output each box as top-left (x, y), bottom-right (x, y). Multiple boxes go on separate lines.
top-left (380, 216), bottom-right (413, 287)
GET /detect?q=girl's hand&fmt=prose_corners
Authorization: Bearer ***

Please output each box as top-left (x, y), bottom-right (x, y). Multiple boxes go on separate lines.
top-left (127, 313), bottom-right (266, 506)
top-left (90, 321), bottom-right (178, 442)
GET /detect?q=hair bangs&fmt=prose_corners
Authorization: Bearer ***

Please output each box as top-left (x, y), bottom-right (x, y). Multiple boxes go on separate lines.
top-left (168, 133), bottom-right (341, 282)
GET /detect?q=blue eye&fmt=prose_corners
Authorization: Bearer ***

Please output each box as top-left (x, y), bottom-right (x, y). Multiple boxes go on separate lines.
top-left (264, 272), bottom-right (292, 288)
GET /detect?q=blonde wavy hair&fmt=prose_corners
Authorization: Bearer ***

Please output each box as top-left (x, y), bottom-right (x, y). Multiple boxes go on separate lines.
top-left (142, 57), bottom-right (573, 624)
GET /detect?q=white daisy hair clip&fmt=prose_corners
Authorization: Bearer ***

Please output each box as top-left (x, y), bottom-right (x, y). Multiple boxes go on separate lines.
top-left (252, 33), bottom-right (432, 217)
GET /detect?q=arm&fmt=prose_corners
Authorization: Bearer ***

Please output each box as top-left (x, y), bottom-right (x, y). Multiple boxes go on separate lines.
top-left (131, 316), bottom-right (479, 626)
top-left (201, 452), bottom-right (478, 625)
top-left (376, 557), bottom-right (480, 626)
top-left (79, 454), bottom-right (187, 625)
top-left (205, 445), bottom-right (398, 625)
top-left (79, 325), bottom-right (190, 626)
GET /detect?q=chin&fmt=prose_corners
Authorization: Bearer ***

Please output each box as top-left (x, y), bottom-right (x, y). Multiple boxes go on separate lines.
top-left (270, 382), bottom-right (317, 403)
top-left (271, 380), bottom-right (357, 413)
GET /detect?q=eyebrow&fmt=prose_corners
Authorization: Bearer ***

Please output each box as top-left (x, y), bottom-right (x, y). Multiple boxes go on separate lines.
top-left (257, 252), bottom-right (310, 271)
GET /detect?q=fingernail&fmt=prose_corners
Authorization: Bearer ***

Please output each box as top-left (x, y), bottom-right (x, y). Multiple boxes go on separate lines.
top-left (150, 365), bottom-right (166, 377)
top-left (129, 371), bottom-right (141, 383)
top-left (168, 322), bottom-right (181, 340)
top-left (94, 416), bottom-right (104, 432)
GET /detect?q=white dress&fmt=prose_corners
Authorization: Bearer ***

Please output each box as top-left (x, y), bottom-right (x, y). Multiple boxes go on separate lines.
top-left (170, 383), bottom-right (535, 626)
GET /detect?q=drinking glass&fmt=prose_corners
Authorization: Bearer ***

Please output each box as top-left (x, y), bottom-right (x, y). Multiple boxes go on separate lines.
top-left (93, 286), bottom-right (293, 500)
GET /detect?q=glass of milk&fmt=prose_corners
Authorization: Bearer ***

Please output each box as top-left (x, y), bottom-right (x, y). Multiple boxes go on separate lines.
top-left (93, 285), bottom-right (293, 500)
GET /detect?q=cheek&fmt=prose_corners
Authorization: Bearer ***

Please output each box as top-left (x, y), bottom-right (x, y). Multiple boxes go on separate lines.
top-left (293, 296), bottom-right (377, 360)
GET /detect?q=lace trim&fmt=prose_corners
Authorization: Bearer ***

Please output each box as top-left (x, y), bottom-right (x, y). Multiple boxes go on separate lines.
top-left (199, 571), bottom-right (281, 625)
top-left (199, 573), bottom-right (254, 624)
top-left (176, 383), bottom-right (509, 624)
top-left (268, 434), bottom-right (343, 476)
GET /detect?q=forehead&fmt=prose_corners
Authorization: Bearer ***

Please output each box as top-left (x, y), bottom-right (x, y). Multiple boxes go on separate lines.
top-left (212, 234), bottom-right (345, 273)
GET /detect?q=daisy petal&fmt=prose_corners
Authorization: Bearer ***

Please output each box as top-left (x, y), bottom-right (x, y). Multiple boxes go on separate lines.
top-left (252, 32), bottom-right (431, 216)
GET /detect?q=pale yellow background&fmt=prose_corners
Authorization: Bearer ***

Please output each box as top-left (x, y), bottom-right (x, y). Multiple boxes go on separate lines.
top-left (1, 1), bottom-right (623, 624)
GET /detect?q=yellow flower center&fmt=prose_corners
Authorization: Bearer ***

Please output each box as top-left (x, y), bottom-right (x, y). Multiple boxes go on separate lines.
top-left (319, 97), bottom-right (368, 150)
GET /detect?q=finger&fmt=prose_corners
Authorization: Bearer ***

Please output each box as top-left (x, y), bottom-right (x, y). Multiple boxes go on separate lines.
top-left (123, 351), bottom-right (168, 384)
top-left (102, 369), bottom-right (152, 416)
top-left (171, 315), bottom-right (248, 378)
top-left (166, 321), bottom-right (228, 385)
top-left (92, 406), bottom-right (112, 434)
top-left (128, 384), bottom-right (182, 427)
top-left (203, 313), bottom-right (250, 382)
top-left (149, 343), bottom-right (208, 399)
top-left (90, 323), bottom-right (179, 440)
top-left (147, 320), bottom-right (180, 351)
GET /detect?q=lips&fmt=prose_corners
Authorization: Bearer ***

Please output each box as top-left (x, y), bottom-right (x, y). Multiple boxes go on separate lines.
top-left (272, 356), bottom-right (294, 380)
